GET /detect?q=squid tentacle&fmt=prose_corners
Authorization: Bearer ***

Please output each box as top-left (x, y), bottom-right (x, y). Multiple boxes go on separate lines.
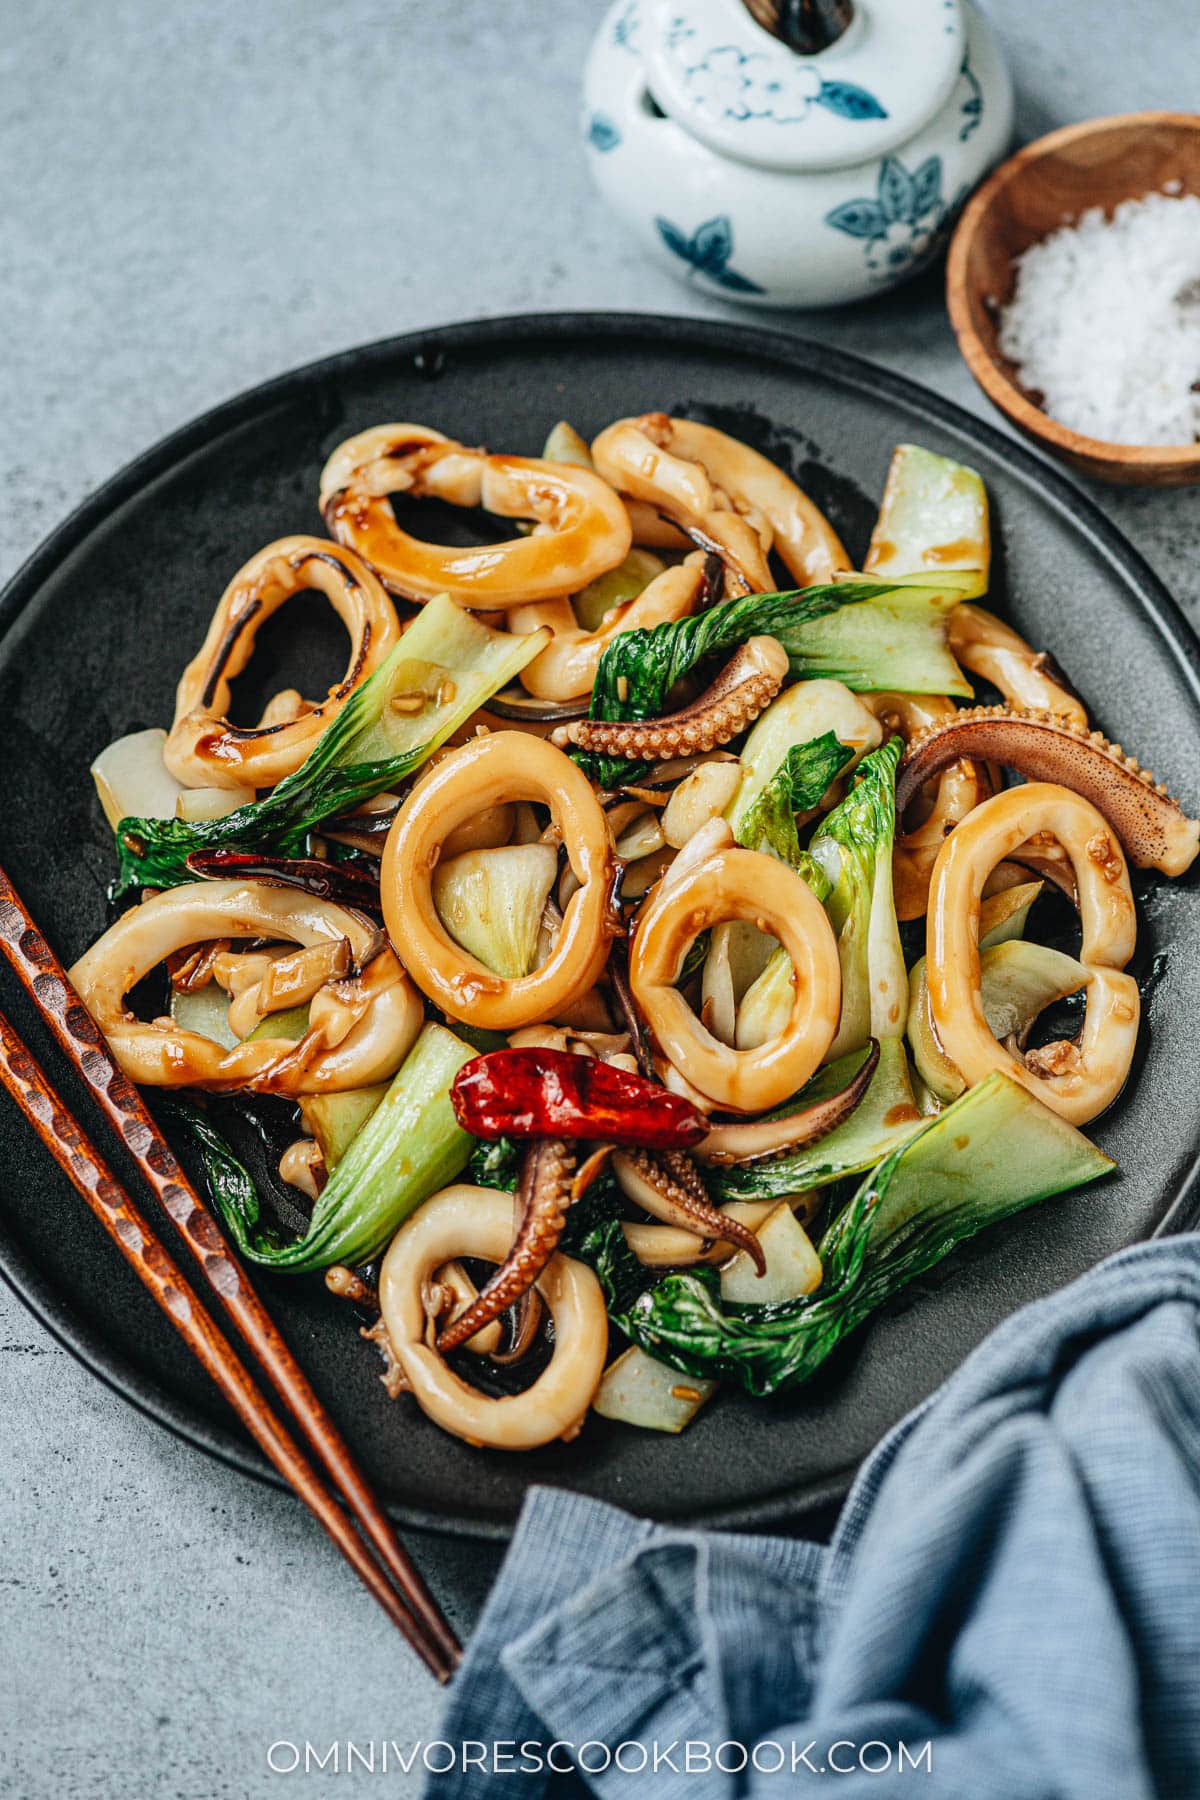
top-left (698, 1039), bottom-right (880, 1167)
top-left (378, 1185), bottom-right (607, 1450)
top-left (897, 706), bottom-right (1200, 878)
top-left (614, 1145), bottom-right (767, 1275)
top-left (554, 636), bottom-right (788, 761)
top-left (435, 1138), bottom-right (576, 1354)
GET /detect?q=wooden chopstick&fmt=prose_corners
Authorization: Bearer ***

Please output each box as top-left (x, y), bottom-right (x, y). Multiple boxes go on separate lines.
top-left (0, 1006), bottom-right (454, 1676)
top-left (0, 867), bottom-right (460, 1680)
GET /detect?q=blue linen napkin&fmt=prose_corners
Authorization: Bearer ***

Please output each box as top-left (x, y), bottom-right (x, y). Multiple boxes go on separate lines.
top-left (428, 1236), bottom-right (1200, 1797)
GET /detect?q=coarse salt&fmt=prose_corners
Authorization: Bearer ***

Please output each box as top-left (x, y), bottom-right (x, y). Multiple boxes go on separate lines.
top-left (997, 191), bottom-right (1200, 446)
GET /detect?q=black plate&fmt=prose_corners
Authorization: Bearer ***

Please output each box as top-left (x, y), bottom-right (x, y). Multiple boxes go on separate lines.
top-left (2, 313), bottom-right (1199, 1540)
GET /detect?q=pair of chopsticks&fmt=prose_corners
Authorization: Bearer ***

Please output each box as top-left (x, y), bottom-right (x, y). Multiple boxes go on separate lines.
top-left (0, 866), bottom-right (460, 1682)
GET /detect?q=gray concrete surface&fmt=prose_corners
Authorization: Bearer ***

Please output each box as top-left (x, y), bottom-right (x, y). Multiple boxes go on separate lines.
top-left (0, 3), bottom-right (1195, 1794)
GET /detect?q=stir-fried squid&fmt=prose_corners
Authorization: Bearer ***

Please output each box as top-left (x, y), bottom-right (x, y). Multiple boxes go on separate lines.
top-left (592, 412), bottom-right (850, 592)
top-left (630, 819), bottom-right (840, 1111)
top-left (378, 1185), bottom-right (608, 1450)
top-left (78, 415), bottom-right (1199, 1450)
top-left (381, 731), bottom-right (617, 1030)
top-left (166, 536), bottom-right (402, 789)
top-left (319, 424), bottom-right (632, 607)
top-left (513, 561), bottom-right (705, 702)
top-left (70, 881), bottom-right (422, 1093)
top-left (926, 784), bottom-right (1139, 1125)
top-left (864, 691), bottom-right (990, 921)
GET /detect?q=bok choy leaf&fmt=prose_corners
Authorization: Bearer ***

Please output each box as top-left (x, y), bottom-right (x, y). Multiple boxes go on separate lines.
top-left (732, 729), bottom-right (852, 882)
top-left (468, 1134), bottom-right (521, 1193)
top-left (580, 1073), bottom-right (1114, 1398)
top-left (707, 1037), bottom-right (924, 1203)
top-left (581, 578), bottom-right (968, 786)
top-left (735, 736), bottom-right (905, 1059)
top-left (111, 596), bottom-right (548, 898)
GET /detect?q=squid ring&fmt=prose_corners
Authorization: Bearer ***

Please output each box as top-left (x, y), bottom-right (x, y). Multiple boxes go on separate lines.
top-left (592, 413), bottom-right (850, 592)
top-left (165, 537), bottom-right (401, 789)
top-left (864, 691), bottom-right (989, 921)
top-left (630, 839), bottom-right (841, 1112)
top-left (381, 731), bottom-right (615, 1030)
top-left (319, 423), bottom-right (632, 608)
top-left (513, 562), bottom-right (705, 702)
top-left (69, 881), bottom-right (423, 1093)
top-left (592, 416), bottom-right (772, 595)
top-left (926, 783), bottom-right (1139, 1125)
top-left (378, 1185), bottom-right (608, 1450)
top-left (948, 605), bottom-right (1086, 725)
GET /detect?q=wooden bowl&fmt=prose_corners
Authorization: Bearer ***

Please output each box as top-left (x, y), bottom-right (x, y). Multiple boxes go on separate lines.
top-left (946, 113), bottom-right (1200, 487)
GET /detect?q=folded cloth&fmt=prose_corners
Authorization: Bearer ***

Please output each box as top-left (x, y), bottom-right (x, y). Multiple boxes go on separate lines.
top-left (429, 1236), bottom-right (1200, 1798)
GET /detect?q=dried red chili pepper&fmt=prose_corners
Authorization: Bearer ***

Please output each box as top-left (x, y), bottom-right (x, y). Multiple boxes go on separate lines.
top-left (451, 1048), bottom-right (708, 1149)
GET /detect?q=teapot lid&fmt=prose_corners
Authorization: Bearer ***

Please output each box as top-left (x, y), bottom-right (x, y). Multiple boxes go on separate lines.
top-left (641, 0), bottom-right (966, 173)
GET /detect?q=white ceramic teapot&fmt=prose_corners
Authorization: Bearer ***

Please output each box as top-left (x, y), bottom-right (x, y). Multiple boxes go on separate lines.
top-left (582, 0), bottom-right (1013, 308)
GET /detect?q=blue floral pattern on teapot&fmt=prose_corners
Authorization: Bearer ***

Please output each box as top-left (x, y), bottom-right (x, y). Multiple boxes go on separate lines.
top-left (681, 43), bottom-right (887, 126)
top-left (583, 0), bottom-right (1013, 308)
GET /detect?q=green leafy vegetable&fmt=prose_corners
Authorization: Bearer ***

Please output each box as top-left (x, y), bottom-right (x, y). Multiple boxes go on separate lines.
top-left (298, 1084), bottom-right (388, 1169)
top-left (677, 932), bottom-right (711, 984)
top-left (162, 1101), bottom-right (290, 1257)
top-left (468, 1134), bottom-right (521, 1192)
top-left (541, 419), bottom-right (594, 468)
top-left (783, 574), bottom-right (973, 694)
top-left (169, 982), bottom-right (240, 1050)
top-left (111, 596), bottom-right (548, 898)
top-left (245, 1003), bottom-right (309, 1043)
top-left (573, 550), bottom-right (666, 633)
top-left (596, 1073), bottom-right (1115, 1397)
top-left (582, 578), bottom-right (968, 786)
top-left (724, 677), bottom-right (881, 843)
top-left (167, 1023), bottom-right (475, 1271)
top-left (591, 584), bottom-right (854, 729)
top-left (432, 843), bottom-right (559, 979)
top-left (559, 1174), bottom-right (661, 1317)
top-left (733, 729), bottom-right (852, 880)
top-left (592, 1344), bottom-right (716, 1433)
top-left (719, 1202), bottom-right (822, 1304)
top-left (734, 737), bottom-right (905, 1058)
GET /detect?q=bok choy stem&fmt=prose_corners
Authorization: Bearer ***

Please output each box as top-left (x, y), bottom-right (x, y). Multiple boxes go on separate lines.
top-left (809, 736), bottom-right (906, 1058)
top-left (734, 737), bottom-right (905, 1060)
top-left (166, 1022), bottom-right (475, 1271)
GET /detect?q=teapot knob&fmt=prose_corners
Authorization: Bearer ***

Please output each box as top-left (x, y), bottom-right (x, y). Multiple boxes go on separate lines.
top-left (741, 0), bottom-right (855, 54)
